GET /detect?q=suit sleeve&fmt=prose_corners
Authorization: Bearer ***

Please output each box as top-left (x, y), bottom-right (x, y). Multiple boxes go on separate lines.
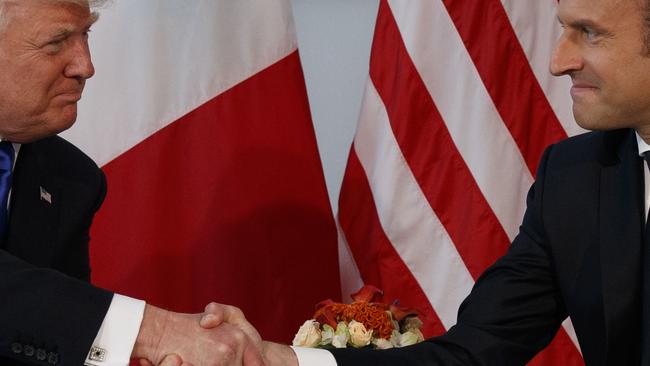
top-left (330, 145), bottom-right (566, 366)
top-left (0, 169), bottom-right (113, 365)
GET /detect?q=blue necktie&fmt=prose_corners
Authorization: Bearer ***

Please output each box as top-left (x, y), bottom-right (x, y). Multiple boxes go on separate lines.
top-left (0, 141), bottom-right (14, 240)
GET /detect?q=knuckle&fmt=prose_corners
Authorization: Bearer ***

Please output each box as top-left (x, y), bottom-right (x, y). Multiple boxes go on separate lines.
top-left (213, 343), bottom-right (237, 361)
top-left (232, 308), bottom-right (244, 319)
top-left (233, 329), bottom-right (246, 342)
top-left (205, 302), bottom-right (218, 312)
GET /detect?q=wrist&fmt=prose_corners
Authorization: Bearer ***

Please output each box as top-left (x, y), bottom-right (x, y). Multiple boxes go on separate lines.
top-left (263, 341), bottom-right (299, 366)
top-left (131, 304), bottom-right (171, 361)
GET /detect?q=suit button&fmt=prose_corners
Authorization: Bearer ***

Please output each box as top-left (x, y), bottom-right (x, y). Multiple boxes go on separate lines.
top-left (24, 345), bottom-right (35, 357)
top-left (47, 352), bottom-right (59, 365)
top-left (10, 342), bottom-right (22, 354)
top-left (36, 348), bottom-right (47, 361)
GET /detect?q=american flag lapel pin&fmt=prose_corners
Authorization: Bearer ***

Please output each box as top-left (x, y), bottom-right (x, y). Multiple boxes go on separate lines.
top-left (40, 186), bottom-right (52, 204)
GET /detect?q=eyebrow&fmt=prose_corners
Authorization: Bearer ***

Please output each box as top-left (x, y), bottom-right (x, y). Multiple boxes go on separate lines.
top-left (48, 13), bottom-right (99, 39)
top-left (557, 16), bottom-right (613, 36)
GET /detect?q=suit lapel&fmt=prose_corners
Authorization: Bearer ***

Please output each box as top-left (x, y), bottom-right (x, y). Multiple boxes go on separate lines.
top-left (599, 129), bottom-right (644, 362)
top-left (3, 142), bottom-right (62, 265)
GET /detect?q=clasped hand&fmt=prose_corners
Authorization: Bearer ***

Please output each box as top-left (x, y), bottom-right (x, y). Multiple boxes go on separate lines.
top-left (134, 303), bottom-right (265, 366)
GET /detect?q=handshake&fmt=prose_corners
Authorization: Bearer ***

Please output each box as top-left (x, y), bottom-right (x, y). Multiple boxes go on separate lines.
top-left (133, 303), bottom-right (298, 366)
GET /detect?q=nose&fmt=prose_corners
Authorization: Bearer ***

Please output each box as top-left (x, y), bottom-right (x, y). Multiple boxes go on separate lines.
top-left (549, 31), bottom-right (583, 77)
top-left (64, 37), bottom-right (95, 80)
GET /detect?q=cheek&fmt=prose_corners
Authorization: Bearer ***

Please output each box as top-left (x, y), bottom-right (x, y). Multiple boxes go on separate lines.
top-left (614, 61), bottom-right (650, 102)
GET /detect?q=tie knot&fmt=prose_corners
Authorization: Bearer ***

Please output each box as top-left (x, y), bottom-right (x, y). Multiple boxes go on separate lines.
top-left (0, 141), bottom-right (13, 172)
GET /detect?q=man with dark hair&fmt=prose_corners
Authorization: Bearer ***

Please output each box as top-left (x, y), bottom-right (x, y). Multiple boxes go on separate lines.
top-left (198, 0), bottom-right (650, 364)
top-left (0, 1), bottom-right (263, 365)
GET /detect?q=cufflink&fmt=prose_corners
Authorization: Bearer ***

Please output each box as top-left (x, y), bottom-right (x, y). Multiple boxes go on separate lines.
top-left (89, 346), bottom-right (106, 362)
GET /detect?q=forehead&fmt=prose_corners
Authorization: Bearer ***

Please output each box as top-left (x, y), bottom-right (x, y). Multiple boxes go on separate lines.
top-left (558, 0), bottom-right (642, 19)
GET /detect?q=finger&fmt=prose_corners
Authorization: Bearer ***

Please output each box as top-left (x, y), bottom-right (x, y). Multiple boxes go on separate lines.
top-left (242, 342), bottom-right (266, 366)
top-left (199, 313), bottom-right (223, 328)
top-left (203, 303), bottom-right (262, 346)
top-left (243, 348), bottom-right (265, 366)
top-left (159, 354), bottom-right (183, 366)
top-left (139, 359), bottom-right (153, 366)
top-left (204, 303), bottom-right (245, 323)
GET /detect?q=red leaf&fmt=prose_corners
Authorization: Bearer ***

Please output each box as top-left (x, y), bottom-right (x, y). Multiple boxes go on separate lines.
top-left (315, 299), bottom-right (335, 311)
top-left (351, 285), bottom-right (384, 303)
top-left (389, 302), bottom-right (421, 322)
top-left (314, 306), bottom-right (338, 329)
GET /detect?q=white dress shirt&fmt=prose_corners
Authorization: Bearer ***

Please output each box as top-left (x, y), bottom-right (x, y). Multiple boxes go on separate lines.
top-left (84, 295), bottom-right (146, 365)
top-left (636, 132), bottom-right (650, 222)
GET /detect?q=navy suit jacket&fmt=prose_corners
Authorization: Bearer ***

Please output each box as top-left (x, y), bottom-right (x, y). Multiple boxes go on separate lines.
top-left (331, 129), bottom-right (644, 365)
top-left (0, 136), bottom-right (112, 365)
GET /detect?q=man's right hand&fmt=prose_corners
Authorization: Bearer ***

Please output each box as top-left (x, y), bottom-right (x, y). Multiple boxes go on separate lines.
top-left (132, 304), bottom-right (265, 366)
top-left (198, 304), bottom-right (298, 366)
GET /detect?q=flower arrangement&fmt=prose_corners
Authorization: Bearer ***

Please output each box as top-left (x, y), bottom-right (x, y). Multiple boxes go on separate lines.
top-left (293, 285), bottom-right (425, 349)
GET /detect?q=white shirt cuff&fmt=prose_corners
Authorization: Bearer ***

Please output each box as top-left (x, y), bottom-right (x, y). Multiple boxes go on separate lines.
top-left (84, 294), bottom-right (146, 366)
top-left (291, 346), bottom-right (338, 366)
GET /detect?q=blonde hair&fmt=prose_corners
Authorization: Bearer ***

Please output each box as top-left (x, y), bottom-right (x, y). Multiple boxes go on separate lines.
top-left (0, 0), bottom-right (109, 31)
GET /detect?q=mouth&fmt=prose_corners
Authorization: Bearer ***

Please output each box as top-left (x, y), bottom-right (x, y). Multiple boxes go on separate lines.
top-left (570, 83), bottom-right (598, 97)
top-left (55, 91), bottom-right (83, 103)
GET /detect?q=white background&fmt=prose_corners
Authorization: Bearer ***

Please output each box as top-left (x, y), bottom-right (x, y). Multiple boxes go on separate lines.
top-left (292, 0), bottom-right (380, 212)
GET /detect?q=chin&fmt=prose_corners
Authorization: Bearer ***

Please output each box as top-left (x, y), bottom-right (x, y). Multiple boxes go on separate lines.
top-left (573, 107), bottom-right (610, 131)
top-left (48, 110), bottom-right (78, 134)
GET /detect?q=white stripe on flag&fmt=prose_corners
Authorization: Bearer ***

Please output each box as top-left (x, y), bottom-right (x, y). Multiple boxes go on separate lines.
top-left (387, 0), bottom-right (533, 241)
top-left (336, 219), bottom-right (365, 303)
top-left (355, 80), bottom-right (475, 329)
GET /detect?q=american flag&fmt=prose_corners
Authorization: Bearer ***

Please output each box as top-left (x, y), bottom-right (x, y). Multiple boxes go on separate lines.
top-left (337, 0), bottom-right (585, 364)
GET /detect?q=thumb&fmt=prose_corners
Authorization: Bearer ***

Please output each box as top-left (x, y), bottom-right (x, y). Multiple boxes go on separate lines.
top-left (159, 354), bottom-right (184, 366)
top-left (199, 312), bottom-right (224, 328)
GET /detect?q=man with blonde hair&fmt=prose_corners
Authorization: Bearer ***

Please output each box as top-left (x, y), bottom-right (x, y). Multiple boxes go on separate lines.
top-left (0, 1), bottom-right (263, 365)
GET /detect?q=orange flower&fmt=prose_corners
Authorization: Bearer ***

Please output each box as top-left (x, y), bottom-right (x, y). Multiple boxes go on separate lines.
top-left (310, 285), bottom-right (425, 342)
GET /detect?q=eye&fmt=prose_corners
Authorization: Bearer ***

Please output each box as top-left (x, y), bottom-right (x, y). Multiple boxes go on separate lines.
top-left (43, 39), bottom-right (65, 54)
top-left (582, 26), bottom-right (599, 41)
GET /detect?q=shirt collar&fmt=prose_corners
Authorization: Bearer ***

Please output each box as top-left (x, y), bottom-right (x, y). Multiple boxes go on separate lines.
top-left (636, 131), bottom-right (650, 157)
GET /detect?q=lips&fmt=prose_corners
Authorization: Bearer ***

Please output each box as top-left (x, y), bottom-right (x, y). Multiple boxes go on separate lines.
top-left (570, 81), bottom-right (598, 97)
top-left (55, 90), bottom-right (83, 102)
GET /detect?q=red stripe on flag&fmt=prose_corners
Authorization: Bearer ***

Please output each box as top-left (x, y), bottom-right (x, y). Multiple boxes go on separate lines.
top-left (90, 50), bottom-right (340, 343)
top-left (372, 0), bottom-right (510, 278)
top-left (441, 0), bottom-right (568, 175)
top-left (338, 148), bottom-right (446, 337)
top-left (528, 331), bottom-right (585, 366)
top-left (440, 1), bottom-right (584, 363)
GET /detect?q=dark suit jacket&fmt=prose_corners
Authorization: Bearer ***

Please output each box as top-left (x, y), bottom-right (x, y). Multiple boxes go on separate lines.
top-left (0, 136), bottom-right (112, 365)
top-left (331, 128), bottom-right (644, 365)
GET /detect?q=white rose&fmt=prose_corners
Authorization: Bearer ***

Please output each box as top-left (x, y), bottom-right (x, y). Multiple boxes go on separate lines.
top-left (372, 337), bottom-right (394, 349)
top-left (387, 311), bottom-right (399, 331)
top-left (400, 316), bottom-right (423, 332)
top-left (348, 320), bottom-right (373, 348)
top-left (399, 328), bottom-right (424, 347)
top-left (389, 329), bottom-right (401, 347)
top-left (332, 322), bottom-right (350, 348)
top-left (292, 320), bottom-right (322, 348)
top-left (320, 324), bottom-right (335, 346)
